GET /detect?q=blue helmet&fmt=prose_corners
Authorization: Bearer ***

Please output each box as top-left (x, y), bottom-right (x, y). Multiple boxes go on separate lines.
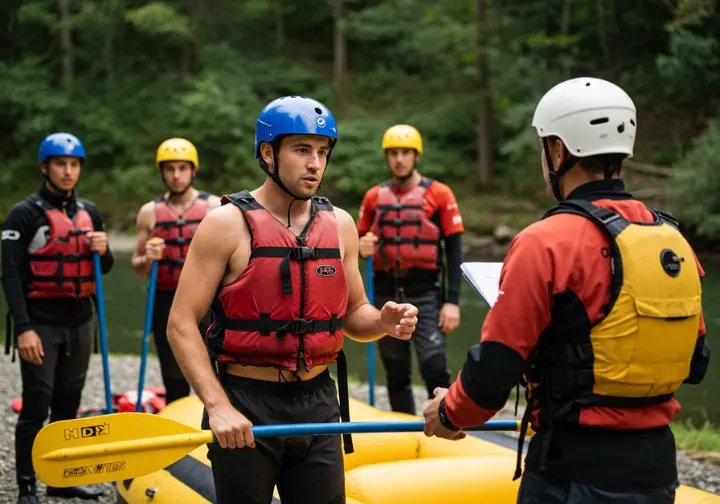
top-left (38, 133), bottom-right (86, 162)
top-left (255, 96), bottom-right (338, 157)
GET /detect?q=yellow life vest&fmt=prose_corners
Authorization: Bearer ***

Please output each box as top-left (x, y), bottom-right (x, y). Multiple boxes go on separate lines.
top-left (537, 198), bottom-right (702, 409)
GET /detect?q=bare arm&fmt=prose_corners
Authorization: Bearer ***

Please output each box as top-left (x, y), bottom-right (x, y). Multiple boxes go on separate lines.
top-left (167, 205), bottom-right (244, 412)
top-left (336, 207), bottom-right (417, 343)
top-left (130, 202), bottom-right (156, 277)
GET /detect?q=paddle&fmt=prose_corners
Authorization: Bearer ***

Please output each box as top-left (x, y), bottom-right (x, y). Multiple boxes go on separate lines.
top-left (136, 260), bottom-right (159, 412)
top-left (32, 412), bottom-right (524, 488)
top-left (93, 253), bottom-right (113, 415)
top-left (366, 256), bottom-right (376, 406)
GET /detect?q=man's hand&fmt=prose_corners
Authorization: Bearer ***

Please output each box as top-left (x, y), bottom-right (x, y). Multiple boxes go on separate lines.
top-left (438, 303), bottom-right (460, 334)
top-left (207, 402), bottom-right (256, 449)
top-left (86, 232), bottom-right (108, 256)
top-left (145, 237), bottom-right (166, 262)
top-left (379, 301), bottom-right (418, 340)
top-left (423, 387), bottom-right (466, 440)
top-left (359, 232), bottom-right (378, 259)
top-left (18, 330), bottom-right (44, 365)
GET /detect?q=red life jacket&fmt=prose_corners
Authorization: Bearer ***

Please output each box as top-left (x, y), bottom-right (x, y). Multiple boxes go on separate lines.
top-left (369, 178), bottom-right (441, 271)
top-left (150, 192), bottom-right (209, 291)
top-left (27, 195), bottom-right (95, 299)
top-left (205, 191), bottom-right (348, 371)
top-left (205, 191), bottom-right (355, 454)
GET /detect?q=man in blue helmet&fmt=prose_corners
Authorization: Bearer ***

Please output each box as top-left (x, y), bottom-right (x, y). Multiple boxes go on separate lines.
top-left (1, 132), bottom-right (113, 503)
top-left (167, 96), bottom-right (419, 503)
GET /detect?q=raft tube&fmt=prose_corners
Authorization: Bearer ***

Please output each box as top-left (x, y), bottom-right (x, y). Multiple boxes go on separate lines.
top-left (115, 395), bottom-right (720, 504)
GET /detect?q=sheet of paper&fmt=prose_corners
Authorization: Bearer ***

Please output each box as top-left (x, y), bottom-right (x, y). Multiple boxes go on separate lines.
top-left (460, 262), bottom-right (503, 308)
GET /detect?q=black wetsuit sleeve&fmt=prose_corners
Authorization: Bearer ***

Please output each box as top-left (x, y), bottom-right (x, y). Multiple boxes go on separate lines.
top-left (83, 201), bottom-right (115, 275)
top-left (1, 202), bottom-right (36, 335)
top-left (685, 334), bottom-right (710, 385)
top-left (444, 232), bottom-right (463, 305)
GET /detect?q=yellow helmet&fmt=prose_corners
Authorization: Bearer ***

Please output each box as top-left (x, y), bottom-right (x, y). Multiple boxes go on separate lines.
top-left (156, 138), bottom-right (199, 170)
top-left (381, 125), bottom-right (423, 154)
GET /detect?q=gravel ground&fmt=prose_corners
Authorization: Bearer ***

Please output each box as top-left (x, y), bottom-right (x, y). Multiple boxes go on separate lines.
top-left (0, 353), bottom-right (718, 503)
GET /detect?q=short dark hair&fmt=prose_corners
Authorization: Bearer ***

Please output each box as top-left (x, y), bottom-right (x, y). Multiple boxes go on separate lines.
top-left (547, 135), bottom-right (627, 176)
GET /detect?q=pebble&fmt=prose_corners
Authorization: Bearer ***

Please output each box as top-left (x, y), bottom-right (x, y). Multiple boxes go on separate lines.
top-left (0, 353), bottom-right (718, 503)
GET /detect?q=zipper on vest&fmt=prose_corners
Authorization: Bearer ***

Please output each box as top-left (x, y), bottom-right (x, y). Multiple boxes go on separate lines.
top-left (297, 235), bottom-right (307, 372)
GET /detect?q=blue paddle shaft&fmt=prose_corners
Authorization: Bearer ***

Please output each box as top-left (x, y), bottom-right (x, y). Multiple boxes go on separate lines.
top-left (136, 261), bottom-right (158, 412)
top-left (93, 253), bottom-right (113, 414)
top-left (210, 420), bottom-right (519, 441)
top-left (366, 257), bottom-right (375, 407)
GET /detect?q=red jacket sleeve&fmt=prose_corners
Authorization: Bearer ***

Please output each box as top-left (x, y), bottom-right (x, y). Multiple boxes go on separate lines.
top-left (357, 186), bottom-right (379, 237)
top-left (444, 225), bottom-right (556, 428)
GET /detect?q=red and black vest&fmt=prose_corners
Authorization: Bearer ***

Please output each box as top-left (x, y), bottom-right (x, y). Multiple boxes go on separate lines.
top-left (27, 195), bottom-right (95, 299)
top-left (205, 191), bottom-right (354, 453)
top-left (206, 190), bottom-right (348, 371)
top-left (369, 178), bottom-right (441, 271)
top-left (150, 192), bottom-right (209, 291)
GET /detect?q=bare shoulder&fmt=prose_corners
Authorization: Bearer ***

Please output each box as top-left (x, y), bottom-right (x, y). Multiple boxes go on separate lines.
top-left (206, 194), bottom-right (223, 210)
top-left (136, 200), bottom-right (157, 228)
top-left (194, 202), bottom-right (246, 249)
top-left (332, 205), bottom-right (357, 231)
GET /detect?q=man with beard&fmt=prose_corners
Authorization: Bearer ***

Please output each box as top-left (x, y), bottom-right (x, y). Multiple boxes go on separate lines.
top-left (1, 132), bottom-right (113, 503)
top-left (356, 124), bottom-right (465, 415)
top-left (130, 138), bottom-right (221, 405)
top-left (166, 96), bottom-right (418, 503)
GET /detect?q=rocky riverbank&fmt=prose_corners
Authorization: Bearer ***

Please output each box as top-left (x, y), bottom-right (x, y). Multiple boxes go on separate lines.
top-left (0, 353), bottom-right (718, 502)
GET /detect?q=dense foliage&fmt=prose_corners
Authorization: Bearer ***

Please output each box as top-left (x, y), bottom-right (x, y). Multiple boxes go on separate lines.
top-left (1, 0), bottom-right (719, 236)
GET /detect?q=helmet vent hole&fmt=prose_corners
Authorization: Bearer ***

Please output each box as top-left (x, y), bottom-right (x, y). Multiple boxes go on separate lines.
top-left (314, 107), bottom-right (322, 114)
top-left (590, 117), bottom-right (609, 125)
top-left (585, 82), bottom-right (591, 86)
top-left (630, 119), bottom-right (636, 127)
top-left (617, 122), bottom-right (625, 133)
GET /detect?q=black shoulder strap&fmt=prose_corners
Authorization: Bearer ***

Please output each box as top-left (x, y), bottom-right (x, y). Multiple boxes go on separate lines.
top-left (222, 190), bottom-right (263, 213)
top-left (153, 195), bottom-right (166, 203)
top-left (654, 208), bottom-right (680, 229)
top-left (543, 199), bottom-right (631, 239)
top-left (198, 191), bottom-right (210, 200)
top-left (311, 195), bottom-right (334, 213)
top-left (544, 199), bottom-right (628, 316)
top-left (419, 177), bottom-right (433, 189)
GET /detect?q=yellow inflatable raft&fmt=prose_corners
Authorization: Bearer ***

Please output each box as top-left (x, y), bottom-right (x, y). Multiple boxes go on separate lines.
top-left (116, 395), bottom-right (720, 504)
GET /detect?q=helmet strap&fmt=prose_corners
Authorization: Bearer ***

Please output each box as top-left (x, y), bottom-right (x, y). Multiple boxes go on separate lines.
top-left (543, 138), bottom-right (578, 202)
top-left (259, 137), bottom-right (336, 228)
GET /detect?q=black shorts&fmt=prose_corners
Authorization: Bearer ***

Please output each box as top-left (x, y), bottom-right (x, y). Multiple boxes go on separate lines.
top-left (201, 369), bottom-right (345, 504)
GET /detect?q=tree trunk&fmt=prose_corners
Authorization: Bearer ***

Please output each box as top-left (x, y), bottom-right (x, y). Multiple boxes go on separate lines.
top-left (275, 0), bottom-right (285, 54)
top-left (561, 0), bottom-right (571, 78)
top-left (182, 0), bottom-right (201, 75)
top-left (597, 0), bottom-right (611, 68)
top-left (477, 0), bottom-right (493, 188)
top-left (333, 0), bottom-right (346, 106)
top-left (58, 0), bottom-right (73, 91)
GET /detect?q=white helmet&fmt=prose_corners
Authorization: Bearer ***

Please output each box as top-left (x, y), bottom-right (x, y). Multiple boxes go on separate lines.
top-left (532, 77), bottom-right (636, 158)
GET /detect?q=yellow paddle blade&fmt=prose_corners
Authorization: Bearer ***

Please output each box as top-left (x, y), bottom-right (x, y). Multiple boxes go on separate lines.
top-left (32, 413), bottom-right (213, 488)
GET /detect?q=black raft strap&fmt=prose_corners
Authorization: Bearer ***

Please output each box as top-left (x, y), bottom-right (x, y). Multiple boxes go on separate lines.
top-left (251, 246), bottom-right (341, 295)
top-left (336, 349), bottom-right (354, 454)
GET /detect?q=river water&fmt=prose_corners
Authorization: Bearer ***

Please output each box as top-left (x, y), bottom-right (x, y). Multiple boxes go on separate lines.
top-left (88, 251), bottom-right (719, 426)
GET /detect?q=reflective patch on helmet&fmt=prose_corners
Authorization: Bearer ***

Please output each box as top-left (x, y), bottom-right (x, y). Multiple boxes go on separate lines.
top-left (316, 265), bottom-right (337, 277)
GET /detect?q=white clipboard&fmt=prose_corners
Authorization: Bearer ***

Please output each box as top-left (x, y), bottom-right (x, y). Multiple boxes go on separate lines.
top-left (460, 262), bottom-right (503, 308)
